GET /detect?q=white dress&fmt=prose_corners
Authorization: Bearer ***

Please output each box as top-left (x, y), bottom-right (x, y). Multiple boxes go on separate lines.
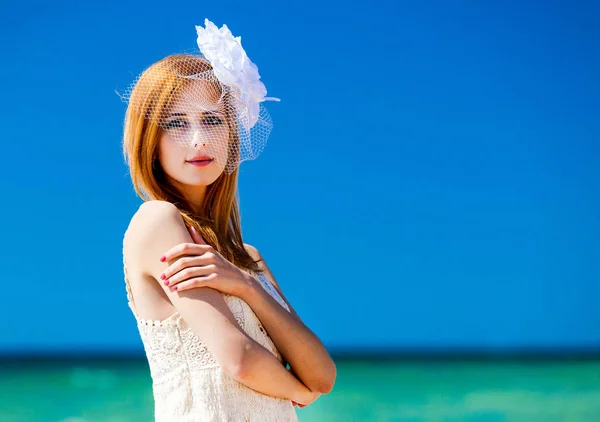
top-left (122, 245), bottom-right (298, 422)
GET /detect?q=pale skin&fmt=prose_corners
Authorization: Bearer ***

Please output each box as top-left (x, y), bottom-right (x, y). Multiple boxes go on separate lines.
top-left (123, 83), bottom-right (336, 407)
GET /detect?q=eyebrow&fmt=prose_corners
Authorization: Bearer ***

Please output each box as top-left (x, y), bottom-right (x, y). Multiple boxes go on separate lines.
top-left (167, 111), bottom-right (222, 118)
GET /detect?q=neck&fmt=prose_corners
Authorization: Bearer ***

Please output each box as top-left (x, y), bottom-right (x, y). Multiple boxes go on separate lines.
top-left (166, 175), bottom-right (208, 215)
top-left (185, 186), bottom-right (207, 215)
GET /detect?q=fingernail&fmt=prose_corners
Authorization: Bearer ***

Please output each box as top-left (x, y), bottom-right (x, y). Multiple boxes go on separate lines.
top-left (160, 273), bottom-right (166, 280)
top-left (172, 286), bottom-right (178, 291)
top-left (160, 256), bottom-right (166, 262)
top-left (164, 280), bottom-right (169, 286)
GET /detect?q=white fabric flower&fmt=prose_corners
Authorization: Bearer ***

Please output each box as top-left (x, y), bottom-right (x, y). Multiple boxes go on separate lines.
top-left (196, 19), bottom-right (279, 130)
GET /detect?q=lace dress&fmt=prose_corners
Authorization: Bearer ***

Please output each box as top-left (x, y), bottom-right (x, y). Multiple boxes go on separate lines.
top-left (123, 250), bottom-right (298, 421)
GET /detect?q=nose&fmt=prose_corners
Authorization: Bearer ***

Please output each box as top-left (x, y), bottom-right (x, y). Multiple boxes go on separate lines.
top-left (191, 130), bottom-right (207, 148)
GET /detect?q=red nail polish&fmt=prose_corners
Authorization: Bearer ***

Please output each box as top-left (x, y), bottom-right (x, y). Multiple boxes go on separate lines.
top-left (164, 280), bottom-right (169, 286)
top-left (160, 256), bottom-right (166, 262)
top-left (160, 273), bottom-right (166, 280)
top-left (172, 286), bottom-right (178, 291)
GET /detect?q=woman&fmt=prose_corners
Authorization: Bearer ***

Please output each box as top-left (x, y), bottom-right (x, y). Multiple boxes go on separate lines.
top-left (120, 19), bottom-right (336, 421)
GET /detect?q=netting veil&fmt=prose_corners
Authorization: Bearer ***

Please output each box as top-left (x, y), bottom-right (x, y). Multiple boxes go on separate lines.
top-left (119, 19), bottom-right (280, 174)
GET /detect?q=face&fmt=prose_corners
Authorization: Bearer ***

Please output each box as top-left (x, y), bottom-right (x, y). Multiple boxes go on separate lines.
top-left (157, 81), bottom-right (230, 197)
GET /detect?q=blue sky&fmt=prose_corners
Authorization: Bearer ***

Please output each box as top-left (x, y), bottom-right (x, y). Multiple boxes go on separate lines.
top-left (0, 0), bottom-right (598, 353)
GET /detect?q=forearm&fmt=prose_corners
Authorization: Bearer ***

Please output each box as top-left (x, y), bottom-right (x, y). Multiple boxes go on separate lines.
top-left (243, 280), bottom-right (336, 394)
top-left (233, 340), bottom-right (313, 403)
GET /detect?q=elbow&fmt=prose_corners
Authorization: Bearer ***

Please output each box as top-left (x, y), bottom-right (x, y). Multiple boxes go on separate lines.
top-left (221, 339), bottom-right (258, 382)
top-left (312, 380), bottom-right (334, 395)
top-left (316, 374), bottom-right (336, 395)
top-left (310, 362), bottom-right (337, 395)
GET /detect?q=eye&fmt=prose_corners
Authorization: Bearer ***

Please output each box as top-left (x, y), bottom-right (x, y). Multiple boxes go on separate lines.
top-left (202, 115), bottom-right (224, 126)
top-left (164, 119), bottom-right (187, 129)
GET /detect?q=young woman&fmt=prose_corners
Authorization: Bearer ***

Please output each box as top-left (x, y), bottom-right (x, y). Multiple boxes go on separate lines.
top-left (120, 19), bottom-right (336, 421)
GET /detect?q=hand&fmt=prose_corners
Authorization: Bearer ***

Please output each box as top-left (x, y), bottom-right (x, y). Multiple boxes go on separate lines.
top-left (292, 401), bottom-right (308, 408)
top-left (159, 225), bottom-right (254, 297)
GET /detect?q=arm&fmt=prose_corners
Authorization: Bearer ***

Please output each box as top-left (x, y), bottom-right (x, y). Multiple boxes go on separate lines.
top-left (124, 200), bottom-right (316, 403)
top-left (242, 245), bottom-right (337, 395)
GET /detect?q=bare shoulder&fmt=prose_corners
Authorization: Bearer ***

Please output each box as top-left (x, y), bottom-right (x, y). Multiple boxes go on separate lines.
top-left (124, 200), bottom-right (184, 264)
top-left (243, 243), bottom-right (263, 262)
top-left (243, 243), bottom-right (282, 290)
top-left (243, 243), bottom-right (300, 318)
top-left (130, 200), bottom-right (180, 228)
top-left (126, 201), bottom-right (180, 239)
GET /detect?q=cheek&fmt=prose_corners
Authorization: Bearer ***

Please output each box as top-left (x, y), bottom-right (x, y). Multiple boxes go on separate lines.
top-left (158, 136), bottom-right (183, 171)
top-left (208, 128), bottom-right (231, 165)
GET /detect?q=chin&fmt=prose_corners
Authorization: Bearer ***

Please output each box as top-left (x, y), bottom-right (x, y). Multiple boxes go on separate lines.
top-left (164, 166), bottom-right (224, 188)
top-left (188, 173), bottom-right (222, 186)
top-left (182, 177), bottom-right (211, 186)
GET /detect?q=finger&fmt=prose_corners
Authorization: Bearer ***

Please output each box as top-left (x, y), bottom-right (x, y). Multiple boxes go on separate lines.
top-left (171, 273), bottom-right (217, 292)
top-left (187, 225), bottom-right (207, 245)
top-left (161, 255), bottom-right (214, 280)
top-left (166, 264), bottom-right (217, 287)
top-left (161, 242), bottom-right (212, 262)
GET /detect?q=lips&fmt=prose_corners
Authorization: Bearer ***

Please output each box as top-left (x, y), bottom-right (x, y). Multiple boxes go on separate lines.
top-left (187, 155), bottom-right (213, 163)
top-left (186, 155), bottom-right (214, 167)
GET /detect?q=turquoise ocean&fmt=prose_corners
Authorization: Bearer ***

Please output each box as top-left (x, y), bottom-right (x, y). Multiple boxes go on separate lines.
top-left (1, 357), bottom-right (600, 422)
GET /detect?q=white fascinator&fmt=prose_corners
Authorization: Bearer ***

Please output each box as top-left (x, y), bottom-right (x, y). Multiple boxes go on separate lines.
top-left (119, 19), bottom-right (279, 174)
